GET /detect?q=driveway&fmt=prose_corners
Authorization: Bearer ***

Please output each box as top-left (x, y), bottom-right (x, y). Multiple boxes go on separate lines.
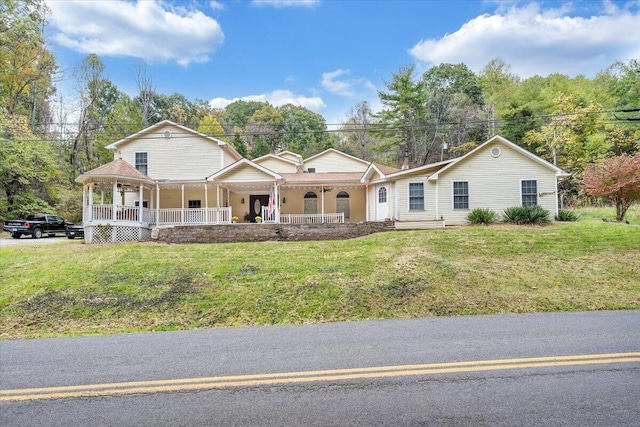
top-left (0, 235), bottom-right (74, 247)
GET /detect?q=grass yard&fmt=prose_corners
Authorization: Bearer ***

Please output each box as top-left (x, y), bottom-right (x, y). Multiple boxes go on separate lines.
top-left (1, 206), bottom-right (639, 339)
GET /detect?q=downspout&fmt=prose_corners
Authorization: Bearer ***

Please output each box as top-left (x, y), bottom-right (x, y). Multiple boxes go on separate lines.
top-left (434, 177), bottom-right (439, 220)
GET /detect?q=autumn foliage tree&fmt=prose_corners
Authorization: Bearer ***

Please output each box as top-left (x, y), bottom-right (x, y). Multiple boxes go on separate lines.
top-left (583, 153), bottom-right (640, 221)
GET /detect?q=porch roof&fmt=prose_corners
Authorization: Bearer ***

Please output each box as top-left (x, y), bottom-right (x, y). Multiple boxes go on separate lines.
top-left (75, 159), bottom-right (155, 186)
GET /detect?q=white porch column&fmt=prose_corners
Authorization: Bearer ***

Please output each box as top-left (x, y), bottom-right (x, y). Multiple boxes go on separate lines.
top-left (83, 184), bottom-right (88, 222)
top-left (100, 190), bottom-right (104, 205)
top-left (112, 182), bottom-right (118, 221)
top-left (365, 184), bottom-right (369, 222)
top-left (87, 184), bottom-right (94, 221)
top-left (138, 185), bottom-right (144, 224)
top-left (181, 184), bottom-right (185, 224)
top-left (205, 182), bottom-right (209, 224)
top-left (274, 184), bottom-right (280, 223)
top-left (156, 184), bottom-right (160, 225)
top-left (321, 186), bottom-right (325, 223)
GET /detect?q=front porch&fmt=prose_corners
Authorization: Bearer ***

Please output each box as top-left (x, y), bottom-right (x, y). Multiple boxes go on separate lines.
top-left (84, 204), bottom-right (345, 227)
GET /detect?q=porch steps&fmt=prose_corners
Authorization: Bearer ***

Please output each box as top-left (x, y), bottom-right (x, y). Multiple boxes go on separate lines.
top-left (394, 220), bottom-right (446, 230)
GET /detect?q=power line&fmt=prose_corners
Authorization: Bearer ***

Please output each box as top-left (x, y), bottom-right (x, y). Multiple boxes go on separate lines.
top-left (2, 108), bottom-right (638, 143)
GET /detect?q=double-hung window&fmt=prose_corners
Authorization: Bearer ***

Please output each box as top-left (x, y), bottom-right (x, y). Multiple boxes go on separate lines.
top-left (453, 181), bottom-right (469, 209)
top-left (135, 152), bottom-right (148, 175)
top-left (409, 183), bottom-right (424, 210)
top-left (521, 180), bottom-right (538, 206)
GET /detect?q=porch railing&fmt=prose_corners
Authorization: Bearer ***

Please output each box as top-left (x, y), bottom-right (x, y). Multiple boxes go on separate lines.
top-left (85, 205), bottom-right (231, 226)
top-left (149, 207), bottom-right (231, 225)
top-left (280, 213), bottom-right (344, 224)
top-left (86, 204), bottom-right (148, 222)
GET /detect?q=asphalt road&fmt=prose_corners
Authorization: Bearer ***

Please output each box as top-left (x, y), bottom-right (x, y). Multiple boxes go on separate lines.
top-left (1, 311), bottom-right (639, 426)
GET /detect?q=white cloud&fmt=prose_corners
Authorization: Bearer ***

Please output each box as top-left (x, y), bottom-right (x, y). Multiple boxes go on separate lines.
top-left (321, 69), bottom-right (376, 98)
top-left (45, 0), bottom-right (224, 67)
top-left (209, 1), bottom-right (226, 10)
top-left (210, 90), bottom-right (326, 113)
top-left (252, 0), bottom-right (320, 8)
top-left (409, 2), bottom-right (640, 78)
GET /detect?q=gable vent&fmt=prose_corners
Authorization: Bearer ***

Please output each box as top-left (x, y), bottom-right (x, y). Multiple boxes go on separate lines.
top-left (163, 130), bottom-right (172, 139)
top-left (490, 147), bottom-right (501, 158)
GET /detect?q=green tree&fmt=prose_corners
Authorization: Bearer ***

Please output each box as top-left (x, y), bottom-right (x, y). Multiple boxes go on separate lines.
top-left (376, 64), bottom-right (427, 168)
top-left (198, 114), bottom-right (225, 139)
top-left (0, 113), bottom-right (59, 217)
top-left (248, 104), bottom-right (284, 153)
top-left (278, 104), bottom-right (330, 158)
top-left (0, 0), bottom-right (57, 134)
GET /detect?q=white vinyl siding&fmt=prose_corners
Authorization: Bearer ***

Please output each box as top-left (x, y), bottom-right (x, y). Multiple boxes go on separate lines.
top-left (254, 157), bottom-right (298, 173)
top-left (453, 181), bottom-right (469, 209)
top-left (437, 142), bottom-right (558, 224)
top-left (305, 151), bottom-right (368, 173)
top-left (117, 124), bottom-right (224, 180)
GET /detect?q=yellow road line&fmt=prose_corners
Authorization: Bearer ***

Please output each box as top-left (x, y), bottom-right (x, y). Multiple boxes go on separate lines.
top-left (2, 352), bottom-right (638, 402)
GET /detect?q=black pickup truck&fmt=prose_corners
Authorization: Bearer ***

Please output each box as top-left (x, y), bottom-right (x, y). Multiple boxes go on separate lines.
top-left (3, 214), bottom-right (73, 239)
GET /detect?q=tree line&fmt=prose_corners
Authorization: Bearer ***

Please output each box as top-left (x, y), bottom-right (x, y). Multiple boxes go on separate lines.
top-left (1, 0), bottom-right (638, 220)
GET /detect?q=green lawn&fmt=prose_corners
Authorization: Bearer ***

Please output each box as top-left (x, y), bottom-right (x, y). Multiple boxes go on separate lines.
top-left (1, 206), bottom-right (639, 340)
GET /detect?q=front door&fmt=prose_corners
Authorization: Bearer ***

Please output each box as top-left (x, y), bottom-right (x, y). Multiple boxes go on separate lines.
top-left (376, 185), bottom-right (390, 221)
top-left (249, 195), bottom-right (269, 222)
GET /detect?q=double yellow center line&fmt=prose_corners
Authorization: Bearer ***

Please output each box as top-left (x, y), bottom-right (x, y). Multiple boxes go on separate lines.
top-left (2, 352), bottom-right (638, 402)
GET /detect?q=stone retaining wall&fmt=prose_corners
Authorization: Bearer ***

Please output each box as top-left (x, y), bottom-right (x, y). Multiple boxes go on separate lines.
top-left (153, 222), bottom-right (391, 244)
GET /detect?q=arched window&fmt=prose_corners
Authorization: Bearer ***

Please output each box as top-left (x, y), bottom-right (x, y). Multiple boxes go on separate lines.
top-left (304, 191), bottom-right (318, 214)
top-left (336, 191), bottom-right (350, 220)
top-left (378, 187), bottom-right (387, 203)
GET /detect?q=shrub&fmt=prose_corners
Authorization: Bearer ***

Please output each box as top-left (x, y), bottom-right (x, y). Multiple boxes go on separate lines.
top-left (467, 208), bottom-right (499, 225)
top-left (555, 210), bottom-right (580, 222)
top-left (503, 206), bottom-right (551, 225)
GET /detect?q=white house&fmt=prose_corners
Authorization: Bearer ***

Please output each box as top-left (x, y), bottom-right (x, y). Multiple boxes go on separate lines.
top-left (75, 122), bottom-right (567, 243)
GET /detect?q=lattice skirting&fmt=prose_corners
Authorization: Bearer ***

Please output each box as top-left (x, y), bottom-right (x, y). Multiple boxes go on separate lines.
top-left (86, 225), bottom-right (150, 244)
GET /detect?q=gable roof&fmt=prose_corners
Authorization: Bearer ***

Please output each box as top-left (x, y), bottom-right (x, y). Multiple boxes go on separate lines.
top-left (207, 158), bottom-right (283, 182)
top-left (361, 162), bottom-right (401, 183)
top-left (75, 159), bottom-right (155, 185)
top-left (275, 150), bottom-right (303, 163)
top-left (253, 153), bottom-right (300, 167)
top-left (384, 158), bottom-right (457, 180)
top-left (105, 120), bottom-right (242, 160)
top-left (427, 135), bottom-right (569, 181)
top-left (304, 148), bottom-right (370, 166)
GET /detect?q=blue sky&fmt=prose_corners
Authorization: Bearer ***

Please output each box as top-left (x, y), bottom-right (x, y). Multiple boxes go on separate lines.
top-left (45, 0), bottom-right (640, 126)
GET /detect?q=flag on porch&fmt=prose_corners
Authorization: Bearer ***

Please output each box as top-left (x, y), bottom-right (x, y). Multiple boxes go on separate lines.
top-left (268, 186), bottom-right (275, 217)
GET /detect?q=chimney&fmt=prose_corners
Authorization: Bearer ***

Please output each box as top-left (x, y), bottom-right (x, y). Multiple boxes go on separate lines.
top-left (401, 147), bottom-right (410, 170)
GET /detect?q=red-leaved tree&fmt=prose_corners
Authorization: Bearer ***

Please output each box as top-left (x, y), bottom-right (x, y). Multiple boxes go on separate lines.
top-left (583, 152), bottom-right (640, 221)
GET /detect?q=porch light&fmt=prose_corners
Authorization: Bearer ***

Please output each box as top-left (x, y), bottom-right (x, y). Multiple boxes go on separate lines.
top-left (241, 198), bottom-right (245, 204)
top-left (282, 197), bottom-right (286, 204)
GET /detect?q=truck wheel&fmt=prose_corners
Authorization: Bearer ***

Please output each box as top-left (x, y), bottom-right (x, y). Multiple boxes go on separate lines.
top-left (11, 232), bottom-right (21, 239)
top-left (32, 228), bottom-right (43, 239)
top-left (67, 235), bottom-right (75, 240)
